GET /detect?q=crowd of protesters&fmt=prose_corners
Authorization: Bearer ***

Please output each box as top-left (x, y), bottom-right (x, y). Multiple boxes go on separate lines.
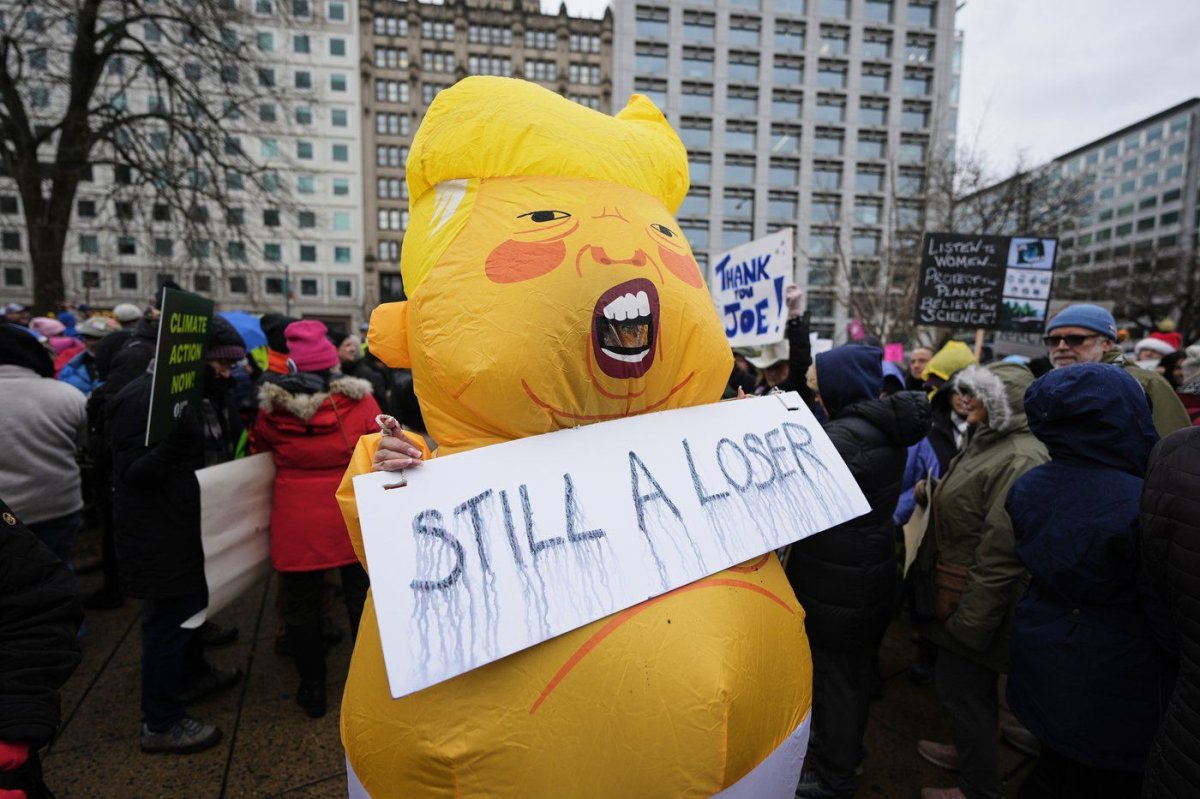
top-left (2, 291), bottom-right (1200, 798)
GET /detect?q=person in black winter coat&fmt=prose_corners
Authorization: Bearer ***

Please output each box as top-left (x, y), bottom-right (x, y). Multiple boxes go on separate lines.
top-left (788, 345), bottom-right (932, 799)
top-left (1007, 364), bottom-right (1171, 797)
top-left (0, 497), bottom-right (82, 799)
top-left (107, 333), bottom-right (244, 754)
top-left (1141, 426), bottom-right (1200, 798)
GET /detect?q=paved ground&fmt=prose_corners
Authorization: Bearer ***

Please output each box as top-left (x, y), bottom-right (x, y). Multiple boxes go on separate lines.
top-left (44, 537), bottom-right (1035, 798)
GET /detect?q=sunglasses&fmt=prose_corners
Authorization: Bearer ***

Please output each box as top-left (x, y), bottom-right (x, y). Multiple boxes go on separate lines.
top-left (1042, 334), bottom-right (1099, 348)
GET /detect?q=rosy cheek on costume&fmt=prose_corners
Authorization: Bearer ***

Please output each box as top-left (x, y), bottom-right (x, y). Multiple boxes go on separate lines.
top-left (657, 245), bottom-right (703, 288)
top-left (485, 238), bottom-right (567, 284)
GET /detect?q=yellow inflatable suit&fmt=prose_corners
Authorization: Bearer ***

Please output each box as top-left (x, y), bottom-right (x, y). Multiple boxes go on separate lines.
top-left (337, 77), bottom-right (813, 797)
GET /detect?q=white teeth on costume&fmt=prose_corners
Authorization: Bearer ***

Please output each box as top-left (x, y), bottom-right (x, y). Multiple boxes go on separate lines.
top-left (600, 349), bottom-right (651, 363)
top-left (602, 293), bottom-right (651, 322)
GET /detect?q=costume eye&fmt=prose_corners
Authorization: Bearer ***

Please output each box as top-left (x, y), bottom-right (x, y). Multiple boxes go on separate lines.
top-left (650, 223), bottom-right (676, 237)
top-left (518, 210), bottom-right (571, 223)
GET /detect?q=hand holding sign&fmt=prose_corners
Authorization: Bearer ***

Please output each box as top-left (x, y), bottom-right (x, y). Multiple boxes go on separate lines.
top-left (785, 284), bottom-right (803, 319)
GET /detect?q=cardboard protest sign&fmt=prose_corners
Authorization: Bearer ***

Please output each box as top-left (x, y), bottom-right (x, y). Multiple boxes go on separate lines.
top-left (184, 453), bottom-right (275, 629)
top-left (145, 287), bottom-right (214, 445)
top-left (354, 391), bottom-right (869, 699)
top-left (914, 233), bottom-right (1057, 331)
top-left (710, 229), bottom-right (794, 347)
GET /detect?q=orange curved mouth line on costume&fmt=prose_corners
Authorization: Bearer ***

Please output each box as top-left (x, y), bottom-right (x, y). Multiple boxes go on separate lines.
top-left (521, 370), bottom-right (696, 422)
top-left (529, 576), bottom-right (794, 715)
top-left (726, 553), bottom-right (771, 573)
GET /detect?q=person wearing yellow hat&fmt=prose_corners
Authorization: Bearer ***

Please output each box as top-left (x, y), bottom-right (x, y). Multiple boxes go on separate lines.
top-left (339, 77), bottom-right (814, 797)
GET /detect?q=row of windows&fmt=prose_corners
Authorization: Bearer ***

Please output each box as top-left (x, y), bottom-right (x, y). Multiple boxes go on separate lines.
top-left (672, 106), bottom-right (931, 151)
top-left (71, 236), bottom-right (357, 268)
top-left (243, 0), bottom-right (348, 22)
top-left (378, 209), bottom-right (410, 231)
top-left (678, 181), bottom-right (925, 221)
top-left (687, 138), bottom-right (928, 183)
top-left (670, 79), bottom-right (930, 118)
top-left (635, 0), bottom-right (937, 36)
top-left (1093, 165), bottom-right (1187, 201)
top-left (42, 268), bottom-right (359, 300)
top-left (635, 48), bottom-right (932, 93)
top-left (1069, 212), bottom-right (1184, 247)
top-left (1061, 114), bottom-right (1192, 175)
top-left (375, 113), bottom-right (411, 137)
top-left (254, 30), bottom-right (347, 57)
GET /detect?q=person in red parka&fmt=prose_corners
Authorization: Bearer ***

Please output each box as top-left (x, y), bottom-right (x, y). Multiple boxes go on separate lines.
top-left (253, 320), bottom-right (381, 719)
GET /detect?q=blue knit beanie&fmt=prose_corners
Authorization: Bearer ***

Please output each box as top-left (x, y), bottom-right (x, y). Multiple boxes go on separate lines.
top-left (1045, 304), bottom-right (1117, 340)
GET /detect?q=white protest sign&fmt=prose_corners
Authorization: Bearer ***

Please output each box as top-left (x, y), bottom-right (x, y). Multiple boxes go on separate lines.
top-left (184, 453), bottom-right (275, 629)
top-left (354, 392), bottom-right (869, 699)
top-left (710, 229), bottom-right (794, 347)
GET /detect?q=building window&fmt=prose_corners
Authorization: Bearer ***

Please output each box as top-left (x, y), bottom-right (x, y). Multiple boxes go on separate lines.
top-left (422, 83), bottom-right (450, 104)
top-left (375, 79), bottom-right (409, 104)
top-left (265, 277), bottom-right (285, 295)
top-left (908, 2), bottom-right (937, 28)
top-left (469, 24), bottom-right (510, 45)
top-left (726, 123), bottom-right (757, 151)
top-left (421, 20), bottom-right (454, 41)
top-left (330, 73), bottom-right (347, 92)
top-left (154, 238), bottom-right (174, 257)
top-left (855, 167), bottom-right (885, 192)
top-left (469, 55), bottom-right (512, 77)
top-left (300, 246), bottom-right (317, 266)
top-left (333, 178), bottom-right (350, 197)
top-left (864, 34), bottom-right (892, 59)
top-left (375, 47), bottom-right (408, 69)
top-left (814, 197), bottom-right (843, 223)
top-left (775, 23), bottom-right (804, 51)
top-left (729, 17), bottom-right (760, 47)
top-left (813, 164), bottom-right (842, 190)
top-left (524, 28), bottom-right (556, 49)
top-left (813, 131), bottom-right (844, 156)
top-left (819, 0), bottom-right (849, 19)
top-left (264, 243), bottom-right (282, 261)
top-left (774, 57), bottom-right (804, 85)
top-left (569, 63), bottom-right (601, 85)
top-left (862, 69), bottom-right (889, 93)
top-left (768, 193), bottom-right (799, 219)
top-left (770, 160), bottom-right (800, 187)
top-left (118, 271), bottom-right (138, 290)
top-left (636, 44), bottom-right (669, 75)
top-left (293, 34), bottom-right (310, 53)
top-left (329, 38), bottom-right (346, 57)
top-left (725, 157), bottom-right (756, 184)
top-left (334, 248), bottom-right (351, 265)
top-left (334, 278), bottom-right (353, 297)
top-left (327, 1), bottom-right (346, 22)
top-left (859, 136), bottom-right (886, 159)
top-left (815, 96), bottom-right (846, 123)
top-left (229, 275), bottom-right (248, 293)
top-left (525, 59), bottom-right (557, 82)
top-left (903, 71), bottom-right (932, 96)
top-left (728, 53), bottom-right (760, 82)
top-left (375, 16), bottom-right (409, 37)
top-left (301, 278), bottom-right (319, 296)
top-left (635, 6), bottom-right (669, 39)
top-left (819, 27), bottom-right (848, 56)
top-left (78, 234), bottom-right (98, 254)
top-left (569, 33), bottom-right (601, 53)
top-left (421, 50), bottom-right (455, 73)
top-left (116, 236), bottom-right (136, 255)
top-left (864, 0), bottom-right (892, 22)
top-left (80, 270), bottom-right (100, 288)
top-left (332, 144), bottom-right (349, 162)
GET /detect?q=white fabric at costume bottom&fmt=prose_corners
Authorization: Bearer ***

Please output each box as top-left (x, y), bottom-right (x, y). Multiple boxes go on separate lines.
top-left (345, 711), bottom-right (810, 798)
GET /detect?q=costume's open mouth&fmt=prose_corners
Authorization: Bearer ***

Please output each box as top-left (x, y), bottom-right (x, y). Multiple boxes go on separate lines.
top-left (592, 278), bottom-right (659, 379)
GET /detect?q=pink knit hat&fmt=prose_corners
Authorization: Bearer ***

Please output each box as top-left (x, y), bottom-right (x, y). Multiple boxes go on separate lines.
top-left (30, 316), bottom-right (65, 338)
top-left (284, 320), bottom-right (338, 372)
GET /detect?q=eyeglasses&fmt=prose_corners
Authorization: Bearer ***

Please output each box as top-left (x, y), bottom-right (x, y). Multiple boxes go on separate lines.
top-left (1042, 334), bottom-right (1099, 348)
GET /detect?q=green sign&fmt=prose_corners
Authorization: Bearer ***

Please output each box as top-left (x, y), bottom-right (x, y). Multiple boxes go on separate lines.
top-left (145, 288), bottom-right (215, 446)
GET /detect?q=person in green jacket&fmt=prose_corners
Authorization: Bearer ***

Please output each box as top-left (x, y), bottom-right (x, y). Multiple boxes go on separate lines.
top-left (912, 362), bottom-right (1049, 799)
top-left (1042, 303), bottom-right (1190, 437)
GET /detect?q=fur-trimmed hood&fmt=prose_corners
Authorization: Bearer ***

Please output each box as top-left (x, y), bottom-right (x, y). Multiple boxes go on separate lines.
top-left (258, 374), bottom-right (374, 421)
top-left (952, 362), bottom-right (1034, 436)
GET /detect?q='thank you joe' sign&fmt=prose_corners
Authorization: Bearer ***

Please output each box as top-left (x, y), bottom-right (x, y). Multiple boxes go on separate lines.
top-left (914, 233), bottom-right (1057, 331)
top-left (353, 392), bottom-right (869, 699)
top-left (709, 228), bottom-right (794, 347)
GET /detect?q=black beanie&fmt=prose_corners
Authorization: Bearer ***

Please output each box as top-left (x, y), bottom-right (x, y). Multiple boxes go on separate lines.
top-left (259, 313), bottom-right (297, 353)
top-left (207, 315), bottom-right (247, 361)
top-left (0, 322), bottom-right (55, 377)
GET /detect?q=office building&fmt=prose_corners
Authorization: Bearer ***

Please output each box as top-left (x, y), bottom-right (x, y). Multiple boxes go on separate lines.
top-left (0, 0), bottom-right (367, 329)
top-left (1049, 99), bottom-right (1200, 322)
top-left (612, 0), bottom-right (959, 337)
top-left (360, 0), bottom-right (613, 305)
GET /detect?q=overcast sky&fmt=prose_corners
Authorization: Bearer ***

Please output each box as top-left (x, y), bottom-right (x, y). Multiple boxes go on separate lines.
top-left (545, 0), bottom-right (1200, 173)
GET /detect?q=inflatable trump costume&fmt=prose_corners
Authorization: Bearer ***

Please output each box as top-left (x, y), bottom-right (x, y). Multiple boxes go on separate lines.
top-left (336, 77), bottom-right (813, 797)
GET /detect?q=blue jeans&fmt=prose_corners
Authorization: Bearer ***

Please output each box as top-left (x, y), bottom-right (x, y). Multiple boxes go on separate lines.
top-left (27, 511), bottom-right (81, 570)
top-left (141, 592), bottom-right (209, 731)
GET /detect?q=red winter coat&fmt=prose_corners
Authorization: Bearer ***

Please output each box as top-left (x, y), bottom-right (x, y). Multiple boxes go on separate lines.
top-left (254, 374), bottom-right (381, 571)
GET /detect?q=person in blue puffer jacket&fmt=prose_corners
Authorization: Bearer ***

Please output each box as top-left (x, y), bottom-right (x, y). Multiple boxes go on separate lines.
top-left (1005, 363), bottom-right (1174, 797)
